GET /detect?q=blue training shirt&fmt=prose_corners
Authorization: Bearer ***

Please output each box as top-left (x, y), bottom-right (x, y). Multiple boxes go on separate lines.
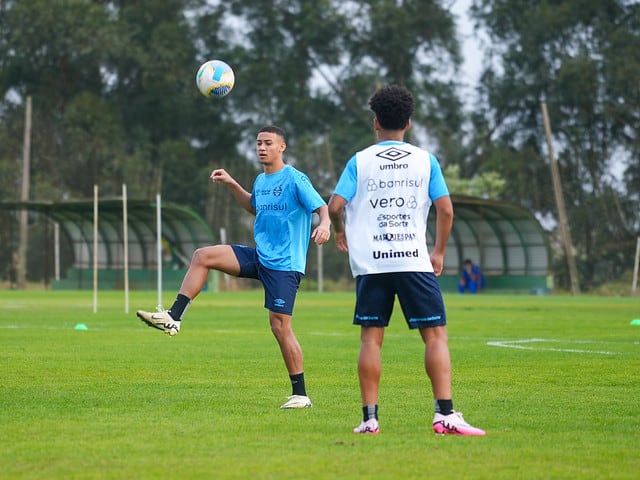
top-left (251, 165), bottom-right (326, 273)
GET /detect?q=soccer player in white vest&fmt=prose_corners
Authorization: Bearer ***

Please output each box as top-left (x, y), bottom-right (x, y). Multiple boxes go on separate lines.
top-left (328, 85), bottom-right (485, 435)
top-left (137, 125), bottom-right (331, 409)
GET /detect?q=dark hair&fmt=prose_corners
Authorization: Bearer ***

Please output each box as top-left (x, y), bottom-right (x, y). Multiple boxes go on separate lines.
top-left (258, 125), bottom-right (286, 142)
top-left (369, 85), bottom-right (414, 130)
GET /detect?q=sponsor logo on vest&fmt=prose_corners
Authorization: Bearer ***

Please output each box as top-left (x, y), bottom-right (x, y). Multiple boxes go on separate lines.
top-left (376, 147), bottom-right (411, 162)
top-left (369, 196), bottom-right (417, 210)
top-left (373, 233), bottom-right (416, 242)
top-left (372, 249), bottom-right (419, 260)
top-left (379, 163), bottom-right (408, 170)
top-left (377, 178), bottom-right (425, 188)
top-left (377, 213), bottom-right (411, 227)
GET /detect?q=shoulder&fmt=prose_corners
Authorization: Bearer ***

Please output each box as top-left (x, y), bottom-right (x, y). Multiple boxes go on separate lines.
top-left (286, 165), bottom-right (313, 184)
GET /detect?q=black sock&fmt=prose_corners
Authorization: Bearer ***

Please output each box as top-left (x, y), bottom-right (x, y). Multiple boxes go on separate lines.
top-left (435, 399), bottom-right (454, 415)
top-left (362, 404), bottom-right (378, 422)
top-left (290, 373), bottom-right (306, 396)
top-left (168, 293), bottom-right (191, 321)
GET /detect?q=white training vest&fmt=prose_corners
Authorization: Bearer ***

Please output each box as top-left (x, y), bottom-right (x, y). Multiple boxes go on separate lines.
top-left (345, 143), bottom-right (434, 276)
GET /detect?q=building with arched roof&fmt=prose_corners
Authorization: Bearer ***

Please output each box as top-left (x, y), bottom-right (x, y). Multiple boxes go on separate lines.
top-left (0, 199), bottom-right (215, 290)
top-left (435, 195), bottom-right (551, 292)
top-left (1, 195), bottom-right (550, 292)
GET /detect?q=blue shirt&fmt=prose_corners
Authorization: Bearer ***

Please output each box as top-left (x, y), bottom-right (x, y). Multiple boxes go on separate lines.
top-left (251, 165), bottom-right (326, 273)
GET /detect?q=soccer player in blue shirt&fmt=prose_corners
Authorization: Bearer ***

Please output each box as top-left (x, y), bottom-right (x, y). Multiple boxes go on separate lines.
top-left (137, 125), bottom-right (331, 409)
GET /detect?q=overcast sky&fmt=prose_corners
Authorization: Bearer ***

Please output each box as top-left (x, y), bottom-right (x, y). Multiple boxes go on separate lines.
top-left (452, 0), bottom-right (484, 96)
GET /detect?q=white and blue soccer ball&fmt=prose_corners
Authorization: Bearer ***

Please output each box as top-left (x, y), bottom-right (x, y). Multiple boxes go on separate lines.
top-left (195, 60), bottom-right (235, 98)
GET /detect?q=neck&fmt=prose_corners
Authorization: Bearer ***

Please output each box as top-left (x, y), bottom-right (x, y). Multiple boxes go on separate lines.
top-left (262, 160), bottom-right (285, 175)
top-left (376, 129), bottom-right (405, 142)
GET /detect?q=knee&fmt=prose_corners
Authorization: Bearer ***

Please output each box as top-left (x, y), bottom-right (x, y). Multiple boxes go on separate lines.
top-left (269, 314), bottom-right (292, 339)
top-left (191, 247), bottom-right (208, 267)
top-left (270, 321), bottom-right (288, 339)
top-left (269, 319), bottom-right (280, 336)
top-left (192, 246), bottom-right (223, 268)
top-left (422, 326), bottom-right (449, 345)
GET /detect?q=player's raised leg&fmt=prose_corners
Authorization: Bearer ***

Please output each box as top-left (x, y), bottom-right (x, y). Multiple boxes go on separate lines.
top-left (136, 245), bottom-right (241, 336)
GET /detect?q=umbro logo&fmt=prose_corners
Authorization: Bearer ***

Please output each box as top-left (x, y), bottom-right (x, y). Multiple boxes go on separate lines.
top-left (376, 147), bottom-right (410, 162)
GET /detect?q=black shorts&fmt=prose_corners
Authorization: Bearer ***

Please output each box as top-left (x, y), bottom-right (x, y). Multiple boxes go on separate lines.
top-left (231, 245), bottom-right (302, 316)
top-left (354, 272), bottom-right (446, 329)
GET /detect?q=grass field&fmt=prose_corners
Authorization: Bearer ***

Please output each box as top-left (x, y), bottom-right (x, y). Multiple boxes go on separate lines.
top-left (1, 289), bottom-right (639, 479)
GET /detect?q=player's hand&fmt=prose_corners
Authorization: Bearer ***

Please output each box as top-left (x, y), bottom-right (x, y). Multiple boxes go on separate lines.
top-left (210, 169), bottom-right (233, 184)
top-left (312, 226), bottom-right (331, 245)
top-left (334, 231), bottom-right (348, 252)
top-left (430, 253), bottom-right (444, 276)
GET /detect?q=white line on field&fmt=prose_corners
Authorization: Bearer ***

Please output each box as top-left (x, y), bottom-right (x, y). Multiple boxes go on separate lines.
top-left (487, 338), bottom-right (622, 355)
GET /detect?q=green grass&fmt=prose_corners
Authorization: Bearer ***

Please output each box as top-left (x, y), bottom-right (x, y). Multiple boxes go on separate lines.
top-left (1, 290), bottom-right (639, 479)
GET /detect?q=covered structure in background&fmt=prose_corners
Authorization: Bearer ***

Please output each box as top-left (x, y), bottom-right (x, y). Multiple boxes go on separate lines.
top-left (1, 194), bottom-right (550, 293)
top-left (0, 199), bottom-right (215, 290)
top-left (433, 195), bottom-right (551, 292)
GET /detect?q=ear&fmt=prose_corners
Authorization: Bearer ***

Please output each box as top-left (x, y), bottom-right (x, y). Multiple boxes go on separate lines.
top-left (373, 117), bottom-right (381, 130)
top-left (405, 118), bottom-right (412, 131)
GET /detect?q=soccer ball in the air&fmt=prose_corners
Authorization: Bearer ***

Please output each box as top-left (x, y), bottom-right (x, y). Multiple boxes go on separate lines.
top-left (195, 60), bottom-right (235, 98)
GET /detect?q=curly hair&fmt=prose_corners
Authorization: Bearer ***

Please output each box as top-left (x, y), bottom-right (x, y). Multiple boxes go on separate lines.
top-left (368, 85), bottom-right (414, 131)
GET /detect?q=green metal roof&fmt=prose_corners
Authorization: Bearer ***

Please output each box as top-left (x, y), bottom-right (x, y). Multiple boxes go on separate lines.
top-left (440, 195), bottom-right (550, 276)
top-left (2, 194), bottom-right (549, 279)
top-left (0, 199), bottom-right (214, 270)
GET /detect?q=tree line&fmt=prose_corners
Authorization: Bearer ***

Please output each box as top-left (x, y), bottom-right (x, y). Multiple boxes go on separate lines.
top-left (0, 0), bottom-right (638, 290)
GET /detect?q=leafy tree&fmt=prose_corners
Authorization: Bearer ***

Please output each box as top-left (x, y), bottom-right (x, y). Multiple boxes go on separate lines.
top-left (444, 164), bottom-right (505, 198)
top-left (469, 0), bottom-right (640, 289)
top-left (0, 0), bottom-right (494, 284)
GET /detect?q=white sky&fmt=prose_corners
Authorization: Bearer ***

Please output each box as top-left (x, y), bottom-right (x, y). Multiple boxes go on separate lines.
top-left (451, 0), bottom-right (484, 100)
top-left (448, 0), bottom-right (627, 188)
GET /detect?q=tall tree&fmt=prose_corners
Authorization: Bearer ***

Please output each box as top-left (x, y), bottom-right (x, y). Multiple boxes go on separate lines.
top-left (0, 0), bottom-right (471, 283)
top-left (470, 0), bottom-right (640, 288)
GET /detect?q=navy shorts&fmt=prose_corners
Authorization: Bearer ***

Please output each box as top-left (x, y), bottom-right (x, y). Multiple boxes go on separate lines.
top-left (231, 245), bottom-right (302, 316)
top-left (354, 272), bottom-right (447, 329)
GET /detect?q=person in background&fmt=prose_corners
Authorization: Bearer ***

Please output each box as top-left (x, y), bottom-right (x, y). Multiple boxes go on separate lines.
top-left (458, 259), bottom-right (484, 294)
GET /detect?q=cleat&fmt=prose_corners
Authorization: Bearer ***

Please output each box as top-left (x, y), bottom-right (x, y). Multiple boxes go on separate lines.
top-left (280, 395), bottom-right (312, 409)
top-left (433, 411), bottom-right (485, 436)
top-left (136, 307), bottom-right (180, 336)
top-left (353, 418), bottom-right (379, 434)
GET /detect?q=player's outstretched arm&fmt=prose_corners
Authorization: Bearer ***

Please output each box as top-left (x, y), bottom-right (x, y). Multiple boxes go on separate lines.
top-left (210, 169), bottom-right (255, 215)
